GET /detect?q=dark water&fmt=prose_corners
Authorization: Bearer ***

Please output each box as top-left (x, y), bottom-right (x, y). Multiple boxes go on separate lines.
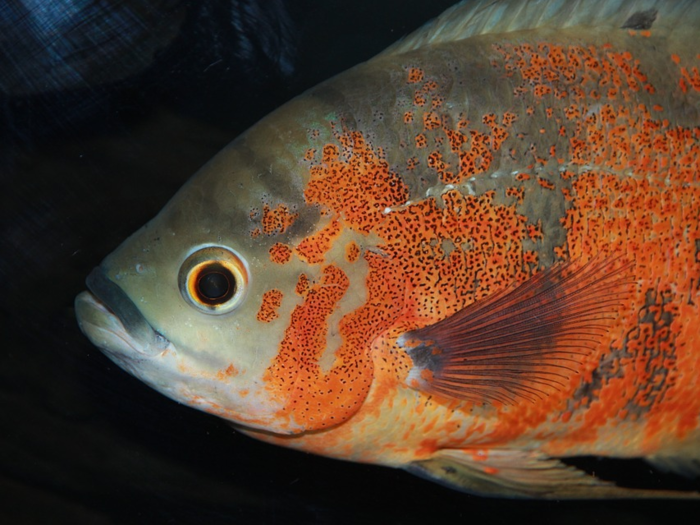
top-left (1, 1), bottom-right (698, 523)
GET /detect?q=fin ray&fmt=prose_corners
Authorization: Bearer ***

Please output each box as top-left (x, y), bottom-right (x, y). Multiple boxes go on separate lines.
top-left (383, 0), bottom-right (700, 57)
top-left (647, 456), bottom-right (700, 479)
top-left (402, 257), bottom-right (634, 405)
top-left (407, 448), bottom-right (700, 499)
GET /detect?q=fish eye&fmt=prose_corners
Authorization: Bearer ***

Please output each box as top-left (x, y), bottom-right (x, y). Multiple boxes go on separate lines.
top-left (178, 247), bottom-right (249, 314)
top-left (196, 265), bottom-right (234, 303)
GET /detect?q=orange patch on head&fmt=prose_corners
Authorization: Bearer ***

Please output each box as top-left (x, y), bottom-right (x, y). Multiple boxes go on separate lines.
top-left (215, 364), bottom-right (239, 381)
top-left (345, 241), bottom-right (360, 263)
top-left (269, 243), bottom-right (292, 264)
top-left (257, 289), bottom-right (284, 322)
top-left (262, 204), bottom-right (298, 236)
top-left (264, 265), bottom-right (372, 430)
top-left (304, 131), bottom-right (409, 233)
top-left (295, 220), bottom-right (342, 264)
top-left (295, 273), bottom-right (310, 296)
top-left (407, 67), bottom-right (424, 84)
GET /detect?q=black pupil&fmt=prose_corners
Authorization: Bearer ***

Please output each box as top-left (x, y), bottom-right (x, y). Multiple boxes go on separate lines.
top-left (197, 267), bottom-right (234, 304)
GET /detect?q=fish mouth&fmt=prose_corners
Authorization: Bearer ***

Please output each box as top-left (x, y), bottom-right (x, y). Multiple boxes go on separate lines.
top-left (75, 266), bottom-right (170, 358)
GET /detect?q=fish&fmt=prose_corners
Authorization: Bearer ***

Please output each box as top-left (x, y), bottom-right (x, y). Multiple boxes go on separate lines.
top-left (75, 0), bottom-right (700, 499)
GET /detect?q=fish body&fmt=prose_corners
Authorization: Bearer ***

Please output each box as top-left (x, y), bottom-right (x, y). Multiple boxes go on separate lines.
top-left (76, 0), bottom-right (700, 498)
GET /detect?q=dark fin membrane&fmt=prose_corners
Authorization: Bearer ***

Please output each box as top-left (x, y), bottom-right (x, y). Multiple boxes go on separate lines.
top-left (407, 449), bottom-right (700, 499)
top-left (621, 8), bottom-right (658, 30)
top-left (401, 257), bottom-right (633, 405)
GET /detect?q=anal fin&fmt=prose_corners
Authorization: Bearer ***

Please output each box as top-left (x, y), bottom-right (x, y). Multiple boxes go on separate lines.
top-left (646, 455), bottom-right (700, 479)
top-left (407, 449), bottom-right (700, 499)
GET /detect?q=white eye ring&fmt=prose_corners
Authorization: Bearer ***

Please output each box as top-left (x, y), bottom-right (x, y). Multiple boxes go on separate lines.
top-left (178, 246), bottom-right (249, 315)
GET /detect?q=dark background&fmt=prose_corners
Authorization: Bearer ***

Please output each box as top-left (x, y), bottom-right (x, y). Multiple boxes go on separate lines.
top-left (1, 1), bottom-right (698, 523)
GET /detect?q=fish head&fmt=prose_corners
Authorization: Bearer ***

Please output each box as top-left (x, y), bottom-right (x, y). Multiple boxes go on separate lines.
top-left (75, 100), bottom-right (342, 435)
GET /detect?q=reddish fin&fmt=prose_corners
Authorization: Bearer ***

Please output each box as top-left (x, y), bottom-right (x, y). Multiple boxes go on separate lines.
top-left (400, 257), bottom-right (633, 405)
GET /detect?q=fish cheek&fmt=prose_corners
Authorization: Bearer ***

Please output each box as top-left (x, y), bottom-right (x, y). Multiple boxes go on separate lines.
top-left (255, 264), bottom-right (373, 431)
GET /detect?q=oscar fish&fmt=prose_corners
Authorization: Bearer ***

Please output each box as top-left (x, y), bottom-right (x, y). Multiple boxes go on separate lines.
top-left (75, 0), bottom-right (700, 498)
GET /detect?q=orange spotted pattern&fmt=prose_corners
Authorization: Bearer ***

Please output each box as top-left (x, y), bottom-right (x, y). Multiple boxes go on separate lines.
top-left (261, 203), bottom-right (298, 236)
top-left (345, 241), bottom-right (360, 263)
top-left (264, 265), bottom-right (373, 428)
top-left (295, 219), bottom-right (342, 264)
top-left (672, 53), bottom-right (700, 94)
top-left (269, 242), bottom-right (292, 264)
top-left (481, 41), bottom-right (700, 448)
top-left (257, 289), bottom-right (284, 323)
top-left (295, 273), bottom-right (311, 297)
top-left (251, 36), bottom-right (700, 454)
top-left (305, 139), bottom-right (409, 232)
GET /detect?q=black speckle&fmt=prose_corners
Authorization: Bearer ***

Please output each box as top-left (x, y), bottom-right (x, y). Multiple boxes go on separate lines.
top-left (621, 9), bottom-right (657, 30)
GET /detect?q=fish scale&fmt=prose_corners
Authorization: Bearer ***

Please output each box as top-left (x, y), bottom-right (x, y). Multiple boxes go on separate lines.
top-left (75, 0), bottom-right (700, 498)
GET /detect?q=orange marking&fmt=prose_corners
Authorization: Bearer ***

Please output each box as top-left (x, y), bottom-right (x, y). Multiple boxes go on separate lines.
top-left (215, 364), bottom-right (238, 381)
top-left (304, 130), bottom-right (408, 233)
top-left (261, 204), bottom-right (298, 236)
top-left (257, 289), bottom-right (283, 323)
top-left (537, 177), bottom-right (555, 190)
top-left (264, 265), bottom-right (371, 430)
top-left (295, 273), bottom-right (310, 297)
top-left (526, 221), bottom-right (544, 241)
top-left (423, 111), bottom-right (441, 130)
top-left (407, 67), bottom-right (424, 84)
top-left (413, 92), bottom-right (426, 106)
top-left (261, 39), bottom-right (700, 455)
top-left (295, 220), bottom-right (342, 264)
top-left (345, 241), bottom-right (360, 263)
top-left (269, 243), bottom-right (292, 264)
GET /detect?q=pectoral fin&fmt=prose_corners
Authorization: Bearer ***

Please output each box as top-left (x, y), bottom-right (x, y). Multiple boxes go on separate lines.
top-left (401, 257), bottom-right (632, 405)
top-left (407, 449), bottom-right (700, 499)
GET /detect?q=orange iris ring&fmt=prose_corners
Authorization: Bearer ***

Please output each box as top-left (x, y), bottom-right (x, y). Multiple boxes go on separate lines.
top-left (179, 246), bottom-right (249, 314)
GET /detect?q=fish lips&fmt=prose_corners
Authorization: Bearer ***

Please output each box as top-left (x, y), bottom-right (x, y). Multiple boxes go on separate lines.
top-left (75, 266), bottom-right (170, 360)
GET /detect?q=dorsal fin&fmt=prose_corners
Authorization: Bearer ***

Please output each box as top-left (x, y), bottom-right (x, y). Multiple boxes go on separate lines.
top-left (381, 0), bottom-right (700, 56)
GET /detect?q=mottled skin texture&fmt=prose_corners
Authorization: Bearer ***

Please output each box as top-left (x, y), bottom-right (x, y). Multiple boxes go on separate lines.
top-left (244, 28), bottom-right (700, 462)
top-left (77, 9), bottom-right (700, 497)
